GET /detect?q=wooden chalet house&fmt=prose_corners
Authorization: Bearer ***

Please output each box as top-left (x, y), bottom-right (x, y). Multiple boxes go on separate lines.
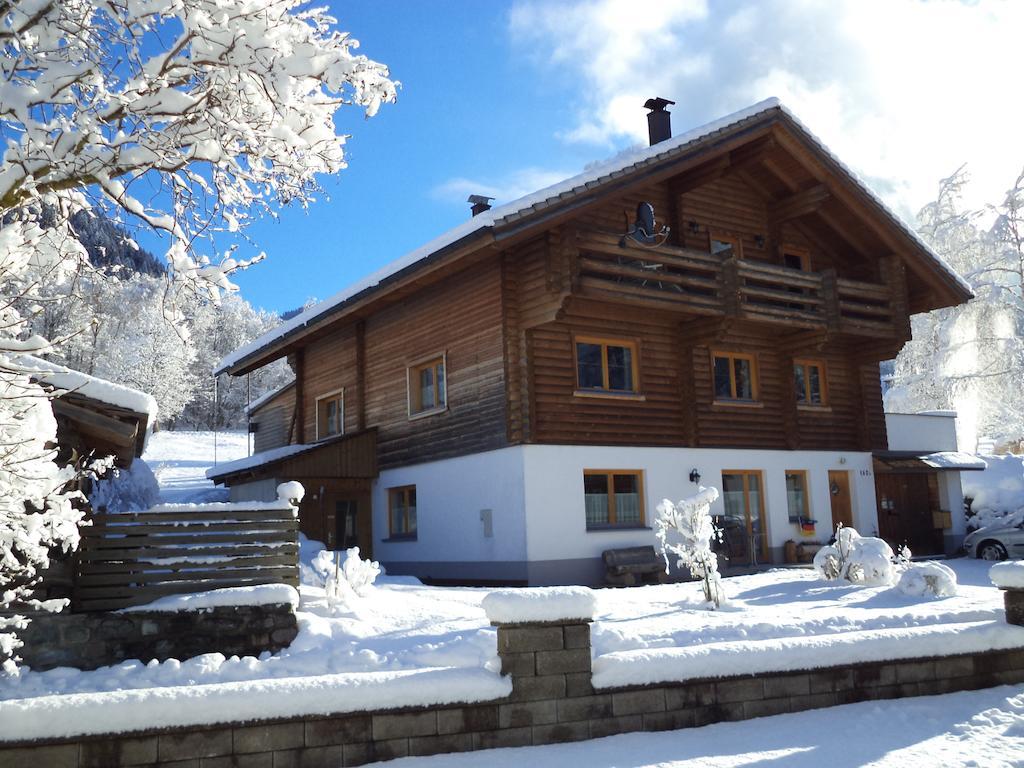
top-left (209, 98), bottom-right (971, 585)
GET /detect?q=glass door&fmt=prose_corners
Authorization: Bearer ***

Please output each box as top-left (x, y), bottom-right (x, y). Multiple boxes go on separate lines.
top-left (721, 470), bottom-right (768, 564)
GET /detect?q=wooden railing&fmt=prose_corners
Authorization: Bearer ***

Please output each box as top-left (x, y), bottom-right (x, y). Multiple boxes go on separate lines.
top-left (72, 503), bottom-right (299, 612)
top-left (573, 231), bottom-right (898, 336)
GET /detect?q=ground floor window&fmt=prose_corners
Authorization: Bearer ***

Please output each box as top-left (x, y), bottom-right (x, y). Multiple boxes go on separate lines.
top-left (583, 470), bottom-right (644, 528)
top-left (721, 470), bottom-right (768, 562)
top-left (388, 485), bottom-right (417, 539)
top-left (785, 470), bottom-right (810, 524)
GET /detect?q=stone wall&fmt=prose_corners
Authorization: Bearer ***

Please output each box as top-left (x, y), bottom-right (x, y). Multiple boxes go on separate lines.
top-left (2, 610), bottom-right (1024, 768)
top-left (11, 603), bottom-right (298, 672)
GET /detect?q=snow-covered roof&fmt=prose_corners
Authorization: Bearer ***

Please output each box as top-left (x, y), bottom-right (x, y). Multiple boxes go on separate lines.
top-left (217, 98), bottom-right (970, 376)
top-left (245, 379), bottom-right (295, 415)
top-left (206, 441), bottom-right (315, 480)
top-left (921, 452), bottom-right (987, 471)
top-left (17, 355), bottom-right (158, 420)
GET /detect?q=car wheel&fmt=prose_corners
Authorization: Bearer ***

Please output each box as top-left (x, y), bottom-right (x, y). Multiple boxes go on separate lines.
top-left (977, 541), bottom-right (1008, 561)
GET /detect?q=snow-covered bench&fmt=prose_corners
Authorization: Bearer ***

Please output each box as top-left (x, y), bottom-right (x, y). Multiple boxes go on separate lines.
top-left (602, 546), bottom-right (667, 587)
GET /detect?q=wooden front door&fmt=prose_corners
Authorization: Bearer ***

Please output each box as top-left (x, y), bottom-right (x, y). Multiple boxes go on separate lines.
top-left (828, 470), bottom-right (853, 533)
top-left (320, 490), bottom-right (373, 558)
top-left (875, 473), bottom-right (942, 555)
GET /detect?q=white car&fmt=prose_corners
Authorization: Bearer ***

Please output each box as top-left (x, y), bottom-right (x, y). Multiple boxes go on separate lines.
top-left (963, 516), bottom-right (1024, 560)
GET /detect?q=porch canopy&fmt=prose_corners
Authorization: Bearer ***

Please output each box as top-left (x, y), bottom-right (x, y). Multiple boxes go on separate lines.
top-left (872, 450), bottom-right (987, 473)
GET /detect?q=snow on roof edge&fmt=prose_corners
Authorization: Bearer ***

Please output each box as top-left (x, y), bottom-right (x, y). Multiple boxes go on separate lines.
top-left (218, 96), bottom-right (970, 374)
top-left (206, 442), bottom-right (312, 480)
top-left (244, 378), bottom-right (295, 414)
top-left (16, 355), bottom-right (158, 421)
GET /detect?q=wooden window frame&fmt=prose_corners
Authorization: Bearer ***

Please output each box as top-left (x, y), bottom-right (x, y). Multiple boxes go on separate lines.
top-left (708, 231), bottom-right (743, 259)
top-left (583, 469), bottom-right (646, 529)
top-left (711, 349), bottom-right (760, 405)
top-left (794, 358), bottom-right (829, 409)
top-left (721, 469), bottom-right (769, 562)
top-left (407, 352), bottom-right (447, 419)
top-left (784, 469), bottom-right (811, 524)
top-left (387, 485), bottom-right (417, 540)
top-left (314, 388), bottom-right (345, 440)
top-left (573, 335), bottom-right (642, 399)
top-left (780, 245), bottom-right (811, 272)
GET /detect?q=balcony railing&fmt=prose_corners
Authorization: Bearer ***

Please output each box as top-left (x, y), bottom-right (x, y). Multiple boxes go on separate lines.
top-left (574, 232), bottom-right (897, 336)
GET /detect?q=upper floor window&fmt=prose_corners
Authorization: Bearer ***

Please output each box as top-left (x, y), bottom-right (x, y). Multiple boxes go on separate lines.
top-left (315, 390), bottom-right (344, 439)
top-left (794, 359), bottom-right (827, 407)
top-left (408, 355), bottom-right (446, 417)
top-left (583, 470), bottom-right (644, 528)
top-left (388, 485), bottom-right (417, 539)
top-left (712, 350), bottom-right (759, 403)
top-left (781, 246), bottom-right (811, 272)
top-left (710, 232), bottom-right (742, 259)
top-left (575, 336), bottom-right (638, 395)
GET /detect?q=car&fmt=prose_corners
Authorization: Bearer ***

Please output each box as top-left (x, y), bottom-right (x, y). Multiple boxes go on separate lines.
top-left (963, 515), bottom-right (1024, 561)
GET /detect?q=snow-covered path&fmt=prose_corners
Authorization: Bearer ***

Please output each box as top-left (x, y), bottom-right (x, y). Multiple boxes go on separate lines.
top-left (381, 685), bottom-right (1024, 768)
top-left (142, 429), bottom-right (248, 503)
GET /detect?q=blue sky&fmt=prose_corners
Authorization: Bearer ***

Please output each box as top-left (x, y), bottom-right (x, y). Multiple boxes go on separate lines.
top-left (204, 0), bottom-right (1024, 315)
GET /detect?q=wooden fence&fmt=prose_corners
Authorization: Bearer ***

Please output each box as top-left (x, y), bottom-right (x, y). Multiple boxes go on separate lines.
top-left (72, 504), bottom-right (300, 612)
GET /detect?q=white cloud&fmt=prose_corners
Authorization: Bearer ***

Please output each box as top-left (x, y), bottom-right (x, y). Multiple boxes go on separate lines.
top-left (431, 167), bottom-right (576, 208)
top-left (509, 0), bottom-right (1024, 219)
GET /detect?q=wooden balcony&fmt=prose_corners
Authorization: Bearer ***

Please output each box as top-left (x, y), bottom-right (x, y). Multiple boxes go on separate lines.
top-left (574, 232), bottom-right (898, 336)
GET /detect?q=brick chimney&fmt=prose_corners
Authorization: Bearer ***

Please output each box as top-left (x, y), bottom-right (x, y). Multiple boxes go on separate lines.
top-left (644, 98), bottom-right (675, 145)
top-left (468, 194), bottom-right (495, 217)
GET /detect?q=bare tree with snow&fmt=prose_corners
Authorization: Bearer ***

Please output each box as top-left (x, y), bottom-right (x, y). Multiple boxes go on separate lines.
top-left (0, 0), bottom-right (395, 667)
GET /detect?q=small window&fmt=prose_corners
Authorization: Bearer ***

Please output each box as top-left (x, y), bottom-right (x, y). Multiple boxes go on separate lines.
top-left (583, 470), bottom-right (644, 528)
top-left (785, 470), bottom-right (810, 524)
top-left (710, 232), bottom-right (742, 259)
top-left (315, 390), bottom-right (344, 439)
top-left (388, 486), bottom-right (417, 539)
top-left (408, 355), bottom-right (446, 416)
top-left (781, 246), bottom-right (811, 272)
top-left (712, 351), bottom-right (759, 402)
top-left (575, 336), bottom-right (638, 394)
top-left (794, 359), bottom-right (827, 406)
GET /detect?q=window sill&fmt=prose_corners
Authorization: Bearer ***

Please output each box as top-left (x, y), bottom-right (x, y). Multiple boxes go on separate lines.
top-left (573, 390), bottom-right (646, 402)
top-left (797, 404), bottom-right (832, 413)
top-left (712, 399), bottom-right (764, 409)
top-left (383, 535), bottom-right (418, 543)
top-left (408, 405), bottom-right (448, 422)
top-left (586, 524), bottom-right (651, 532)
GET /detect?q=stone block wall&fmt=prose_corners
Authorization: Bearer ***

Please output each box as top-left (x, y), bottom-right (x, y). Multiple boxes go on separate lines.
top-left (3, 611), bottom-right (1024, 766)
top-left (10, 603), bottom-right (298, 672)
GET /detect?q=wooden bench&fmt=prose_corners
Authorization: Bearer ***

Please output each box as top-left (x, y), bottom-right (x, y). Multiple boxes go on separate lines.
top-left (602, 546), bottom-right (668, 586)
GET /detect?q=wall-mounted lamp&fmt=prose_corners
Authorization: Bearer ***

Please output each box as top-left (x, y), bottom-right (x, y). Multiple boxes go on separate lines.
top-left (754, 234), bottom-right (766, 249)
top-left (838, 457), bottom-right (847, 465)
top-left (688, 220), bottom-right (700, 235)
top-left (689, 468), bottom-right (702, 484)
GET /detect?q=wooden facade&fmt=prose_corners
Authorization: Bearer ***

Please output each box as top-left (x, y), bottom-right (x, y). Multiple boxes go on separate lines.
top-left (224, 106), bottom-right (970, 550)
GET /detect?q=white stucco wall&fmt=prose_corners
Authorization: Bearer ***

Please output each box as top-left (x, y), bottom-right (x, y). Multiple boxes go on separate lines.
top-left (885, 412), bottom-right (960, 452)
top-left (373, 446), bottom-right (528, 565)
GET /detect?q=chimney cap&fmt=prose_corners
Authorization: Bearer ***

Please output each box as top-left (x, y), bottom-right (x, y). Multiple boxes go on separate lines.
top-left (644, 97), bottom-right (675, 112)
top-left (467, 194), bottom-right (495, 206)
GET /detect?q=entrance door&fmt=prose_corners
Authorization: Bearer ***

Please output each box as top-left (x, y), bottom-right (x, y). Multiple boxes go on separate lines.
top-left (875, 473), bottom-right (942, 555)
top-left (721, 471), bottom-right (768, 564)
top-left (335, 499), bottom-right (359, 551)
top-left (828, 470), bottom-right (853, 534)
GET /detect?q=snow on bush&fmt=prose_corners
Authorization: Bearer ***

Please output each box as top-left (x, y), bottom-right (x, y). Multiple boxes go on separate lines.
top-left (990, 561), bottom-right (1024, 589)
top-left (896, 561), bottom-right (958, 598)
top-left (309, 548), bottom-right (381, 611)
top-left (88, 460), bottom-right (161, 513)
top-left (813, 526), bottom-right (901, 587)
top-left (482, 586), bottom-right (595, 625)
top-left (655, 487), bottom-right (724, 608)
top-left (963, 454), bottom-right (1024, 531)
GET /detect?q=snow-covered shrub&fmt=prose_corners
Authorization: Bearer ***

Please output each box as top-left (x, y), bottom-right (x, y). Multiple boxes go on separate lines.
top-left (813, 526), bottom-right (901, 587)
top-left (655, 487), bottom-right (724, 608)
top-left (310, 547), bottom-right (381, 611)
top-left (962, 455), bottom-right (1024, 532)
top-left (88, 459), bottom-right (160, 513)
top-left (896, 561), bottom-right (958, 597)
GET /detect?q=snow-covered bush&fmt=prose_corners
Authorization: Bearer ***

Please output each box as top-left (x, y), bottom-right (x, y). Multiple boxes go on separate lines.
top-left (88, 460), bottom-right (161, 513)
top-left (896, 561), bottom-right (958, 597)
top-left (310, 547), bottom-right (382, 611)
top-left (962, 455), bottom-right (1024, 532)
top-left (813, 526), bottom-right (901, 587)
top-left (655, 487), bottom-right (724, 608)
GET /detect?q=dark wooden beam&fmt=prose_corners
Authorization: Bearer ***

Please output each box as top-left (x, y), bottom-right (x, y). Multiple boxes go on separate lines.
top-left (51, 399), bottom-right (138, 447)
top-left (355, 320), bottom-right (366, 432)
top-left (769, 184), bottom-right (830, 223)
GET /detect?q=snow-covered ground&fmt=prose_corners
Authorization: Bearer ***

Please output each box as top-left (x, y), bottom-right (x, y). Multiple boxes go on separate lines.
top-left (382, 686), bottom-right (1024, 768)
top-left (142, 429), bottom-right (249, 503)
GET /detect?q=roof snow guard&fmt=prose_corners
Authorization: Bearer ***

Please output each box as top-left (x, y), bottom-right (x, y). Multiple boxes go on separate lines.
top-left (217, 98), bottom-right (972, 377)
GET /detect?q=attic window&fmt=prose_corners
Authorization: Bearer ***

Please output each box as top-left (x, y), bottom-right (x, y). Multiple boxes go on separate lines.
top-left (408, 354), bottom-right (446, 417)
top-left (316, 390), bottom-right (344, 439)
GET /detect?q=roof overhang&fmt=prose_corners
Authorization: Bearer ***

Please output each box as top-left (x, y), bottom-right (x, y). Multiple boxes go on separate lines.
top-left (873, 450), bottom-right (987, 473)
